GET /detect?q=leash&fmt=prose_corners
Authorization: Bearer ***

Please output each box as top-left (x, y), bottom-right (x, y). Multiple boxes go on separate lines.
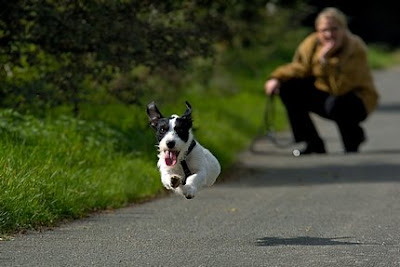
top-left (250, 95), bottom-right (294, 152)
top-left (180, 139), bottom-right (196, 185)
top-left (250, 41), bottom-right (317, 152)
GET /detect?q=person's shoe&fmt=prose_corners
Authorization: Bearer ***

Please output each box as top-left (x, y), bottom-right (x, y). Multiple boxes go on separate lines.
top-left (292, 142), bottom-right (326, 157)
top-left (345, 132), bottom-right (366, 153)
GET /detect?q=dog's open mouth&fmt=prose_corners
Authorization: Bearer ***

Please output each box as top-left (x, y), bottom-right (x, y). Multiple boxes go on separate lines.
top-left (164, 150), bottom-right (179, 166)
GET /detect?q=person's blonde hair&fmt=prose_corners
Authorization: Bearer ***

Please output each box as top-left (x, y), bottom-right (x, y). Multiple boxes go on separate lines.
top-left (315, 7), bottom-right (348, 29)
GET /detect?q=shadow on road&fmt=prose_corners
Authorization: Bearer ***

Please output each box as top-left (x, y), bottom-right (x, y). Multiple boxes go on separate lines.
top-left (223, 162), bottom-right (400, 187)
top-left (376, 103), bottom-right (400, 113)
top-left (255, 236), bottom-right (363, 247)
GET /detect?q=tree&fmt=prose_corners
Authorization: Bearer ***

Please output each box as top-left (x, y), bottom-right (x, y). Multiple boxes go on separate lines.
top-left (0, 0), bottom-right (228, 113)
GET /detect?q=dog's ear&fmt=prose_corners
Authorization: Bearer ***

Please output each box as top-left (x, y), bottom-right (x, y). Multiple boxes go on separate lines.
top-left (182, 101), bottom-right (192, 120)
top-left (146, 101), bottom-right (163, 129)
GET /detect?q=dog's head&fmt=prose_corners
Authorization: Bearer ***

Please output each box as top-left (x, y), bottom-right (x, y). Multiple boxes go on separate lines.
top-left (146, 101), bottom-right (193, 167)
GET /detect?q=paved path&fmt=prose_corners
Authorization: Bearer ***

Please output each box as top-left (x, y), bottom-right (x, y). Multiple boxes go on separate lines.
top-left (1, 68), bottom-right (400, 267)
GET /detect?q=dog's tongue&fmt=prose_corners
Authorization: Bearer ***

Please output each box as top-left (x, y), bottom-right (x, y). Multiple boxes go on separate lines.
top-left (165, 150), bottom-right (178, 166)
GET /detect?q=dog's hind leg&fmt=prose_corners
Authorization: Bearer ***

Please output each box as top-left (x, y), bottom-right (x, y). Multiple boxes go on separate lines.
top-left (181, 184), bottom-right (197, 199)
top-left (181, 171), bottom-right (207, 199)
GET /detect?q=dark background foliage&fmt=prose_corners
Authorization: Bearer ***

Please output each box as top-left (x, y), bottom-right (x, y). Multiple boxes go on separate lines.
top-left (302, 0), bottom-right (400, 46)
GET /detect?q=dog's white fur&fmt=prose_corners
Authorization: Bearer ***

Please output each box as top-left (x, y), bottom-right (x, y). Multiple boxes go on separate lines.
top-left (154, 112), bottom-right (221, 199)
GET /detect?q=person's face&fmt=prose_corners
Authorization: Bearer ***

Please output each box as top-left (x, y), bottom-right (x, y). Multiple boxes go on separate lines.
top-left (316, 17), bottom-right (346, 49)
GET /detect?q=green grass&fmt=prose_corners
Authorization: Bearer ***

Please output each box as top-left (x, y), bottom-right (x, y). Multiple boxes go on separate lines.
top-left (0, 110), bottom-right (161, 233)
top-left (368, 45), bottom-right (400, 69)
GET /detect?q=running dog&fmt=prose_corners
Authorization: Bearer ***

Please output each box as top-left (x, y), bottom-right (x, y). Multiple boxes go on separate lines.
top-left (146, 101), bottom-right (221, 199)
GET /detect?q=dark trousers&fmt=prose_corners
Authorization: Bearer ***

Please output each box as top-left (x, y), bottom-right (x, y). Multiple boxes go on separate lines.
top-left (278, 78), bottom-right (367, 151)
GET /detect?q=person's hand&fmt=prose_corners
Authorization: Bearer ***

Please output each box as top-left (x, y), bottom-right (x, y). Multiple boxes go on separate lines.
top-left (264, 78), bottom-right (280, 96)
top-left (319, 40), bottom-right (336, 63)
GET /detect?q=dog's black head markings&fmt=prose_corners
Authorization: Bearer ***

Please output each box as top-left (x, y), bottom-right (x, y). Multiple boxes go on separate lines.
top-left (147, 101), bottom-right (193, 142)
top-left (146, 101), bottom-right (194, 167)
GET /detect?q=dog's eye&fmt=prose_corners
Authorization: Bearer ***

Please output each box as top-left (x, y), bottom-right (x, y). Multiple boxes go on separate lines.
top-left (160, 125), bottom-right (168, 133)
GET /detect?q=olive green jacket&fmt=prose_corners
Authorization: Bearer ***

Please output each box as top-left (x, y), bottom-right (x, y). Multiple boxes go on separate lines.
top-left (270, 32), bottom-right (379, 114)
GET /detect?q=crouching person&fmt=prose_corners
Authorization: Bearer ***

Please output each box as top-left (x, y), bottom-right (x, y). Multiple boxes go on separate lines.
top-left (264, 7), bottom-right (379, 155)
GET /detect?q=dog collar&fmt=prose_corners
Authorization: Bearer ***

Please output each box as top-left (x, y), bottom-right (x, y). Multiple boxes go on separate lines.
top-left (181, 139), bottom-right (196, 185)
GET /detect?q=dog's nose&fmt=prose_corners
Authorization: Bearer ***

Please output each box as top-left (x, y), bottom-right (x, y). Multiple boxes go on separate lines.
top-left (167, 140), bottom-right (175, 149)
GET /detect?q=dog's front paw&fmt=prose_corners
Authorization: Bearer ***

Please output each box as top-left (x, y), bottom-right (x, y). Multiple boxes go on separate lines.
top-left (170, 176), bottom-right (181, 188)
top-left (182, 184), bottom-right (197, 199)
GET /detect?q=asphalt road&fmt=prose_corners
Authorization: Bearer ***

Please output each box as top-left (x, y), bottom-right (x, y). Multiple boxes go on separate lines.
top-left (1, 67), bottom-right (400, 267)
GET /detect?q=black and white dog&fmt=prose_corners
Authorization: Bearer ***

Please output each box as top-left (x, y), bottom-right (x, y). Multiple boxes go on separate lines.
top-left (146, 101), bottom-right (221, 199)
